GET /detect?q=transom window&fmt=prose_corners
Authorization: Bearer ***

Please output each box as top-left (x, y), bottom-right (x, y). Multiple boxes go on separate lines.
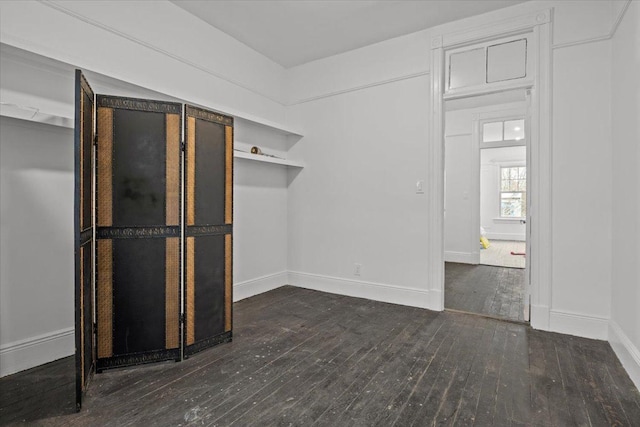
top-left (483, 119), bottom-right (525, 143)
top-left (500, 166), bottom-right (526, 218)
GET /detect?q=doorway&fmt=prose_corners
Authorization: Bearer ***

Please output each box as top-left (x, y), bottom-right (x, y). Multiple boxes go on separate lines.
top-left (443, 91), bottom-right (530, 323)
top-left (428, 12), bottom-right (552, 329)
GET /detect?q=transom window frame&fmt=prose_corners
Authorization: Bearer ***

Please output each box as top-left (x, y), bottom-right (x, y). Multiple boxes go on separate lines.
top-left (480, 114), bottom-right (526, 150)
top-left (444, 33), bottom-right (534, 98)
top-left (483, 118), bottom-right (525, 144)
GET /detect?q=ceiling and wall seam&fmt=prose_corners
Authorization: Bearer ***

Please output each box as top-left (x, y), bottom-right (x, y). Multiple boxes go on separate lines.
top-left (552, 0), bottom-right (631, 50)
top-left (287, 70), bottom-right (431, 106)
top-left (285, 3), bottom-right (629, 106)
top-left (31, 1), bottom-right (631, 109)
top-left (38, 0), bottom-right (288, 107)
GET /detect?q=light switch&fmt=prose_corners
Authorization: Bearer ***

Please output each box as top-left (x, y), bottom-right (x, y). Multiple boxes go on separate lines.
top-left (416, 180), bottom-right (425, 194)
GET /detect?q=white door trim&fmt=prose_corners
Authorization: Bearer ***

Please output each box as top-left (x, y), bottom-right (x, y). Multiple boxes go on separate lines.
top-left (472, 106), bottom-right (528, 270)
top-left (428, 9), bottom-right (553, 331)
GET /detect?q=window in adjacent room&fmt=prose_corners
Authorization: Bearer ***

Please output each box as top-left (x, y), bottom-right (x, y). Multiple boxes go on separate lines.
top-left (500, 166), bottom-right (526, 218)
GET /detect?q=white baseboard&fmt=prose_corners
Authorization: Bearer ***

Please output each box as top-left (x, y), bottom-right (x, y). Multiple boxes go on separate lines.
top-left (233, 271), bottom-right (288, 302)
top-left (609, 320), bottom-right (640, 390)
top-left (0, 327), bottom-right (74, 377)
top-left (444, 251), bottom-right (479, 264)
top-left (530, 304), bottom-right (550, 330)
top-left (548, 310), bottom-right (609, 340)
top-left (288, 271), bottom-right (431, 310)
top-left (485, 233), bottom-right (526, 241)
top-left (426, 288), bottom-right (444, 311)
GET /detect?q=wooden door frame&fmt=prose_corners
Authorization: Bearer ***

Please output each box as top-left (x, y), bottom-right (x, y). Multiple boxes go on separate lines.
top-left (427, 9), bottom-right (553, 331)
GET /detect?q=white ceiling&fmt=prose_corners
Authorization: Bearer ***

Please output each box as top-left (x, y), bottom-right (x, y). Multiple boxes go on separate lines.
top-left (171, 0), bottom-right (529, 68)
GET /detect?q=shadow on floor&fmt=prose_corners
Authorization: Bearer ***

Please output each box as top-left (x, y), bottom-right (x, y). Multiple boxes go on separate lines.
top-left (0, 356), bottom-right (75, 425)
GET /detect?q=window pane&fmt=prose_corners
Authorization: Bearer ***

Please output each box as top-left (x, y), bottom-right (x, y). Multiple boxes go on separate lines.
top-left (504, 119), bottom-right (525, 140)
top-left (501, 167), bottom-right (526, 214)
top-left (449, 47), bottom-right (486, 89)
top-left (483, 122), bottom-right (503, 142)
top-left (487, 39), bottom-right (527, 83)
top-left (501, 192), bottom-right (525, 217)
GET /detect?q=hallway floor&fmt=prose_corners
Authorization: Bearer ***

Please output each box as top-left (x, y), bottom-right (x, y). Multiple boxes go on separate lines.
top-left (445, 262), bottom-right (526, 322)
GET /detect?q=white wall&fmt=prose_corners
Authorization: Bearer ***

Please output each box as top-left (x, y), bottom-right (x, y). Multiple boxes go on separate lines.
top-left (286, 30), bottom-right (430, 104)
top-left (444, 131), bottom-right (474, 262)
top-left (551, 38), bottom-right (612, 334)
top-left (286, 0), bottom-right (619, 340)
top-left (233, 119), bottom-right (290, 301)
top-left (0, 118), bottom-right (75, 376)
top-left (481, 146), bottom-right (527, 242)
top-left (610, 0), bottom-right (640, 389)
top-left (287, 75), bottom-right (431, 307)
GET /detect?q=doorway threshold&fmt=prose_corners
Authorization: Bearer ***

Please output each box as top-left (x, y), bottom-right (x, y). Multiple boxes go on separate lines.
top-left (444, 308), bottom-right (529, 326)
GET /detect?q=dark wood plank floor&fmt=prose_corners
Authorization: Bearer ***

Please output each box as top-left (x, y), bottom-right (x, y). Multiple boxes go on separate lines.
top-left (445, 262), bottom-right (526, 322)
top-left (1, 286), bottom-right (639, 426)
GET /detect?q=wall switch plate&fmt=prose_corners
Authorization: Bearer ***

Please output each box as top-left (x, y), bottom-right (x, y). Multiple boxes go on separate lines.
top-left (354, 263), bottom-right (362, 276)
top-left (416, 180), bottom-right (425, 194)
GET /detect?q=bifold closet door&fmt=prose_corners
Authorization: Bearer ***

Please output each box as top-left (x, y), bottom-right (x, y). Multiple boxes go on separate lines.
top-left (95, 96), bottom-right (182, 369)
top-left (184, 105), bottom-right (233, 356)
top-left (74, 70), bottom-right (95, 410)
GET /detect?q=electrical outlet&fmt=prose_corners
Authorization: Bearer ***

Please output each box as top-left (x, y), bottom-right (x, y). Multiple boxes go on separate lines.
top-left (354, 263), bottom-right (362, 276)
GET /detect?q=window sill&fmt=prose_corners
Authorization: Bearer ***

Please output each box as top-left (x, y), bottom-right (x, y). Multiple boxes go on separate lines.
top-left (493, 217), bottom-right (525, 223)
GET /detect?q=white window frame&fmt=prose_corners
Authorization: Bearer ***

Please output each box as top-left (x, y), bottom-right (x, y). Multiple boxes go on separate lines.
top-left (444, 33), bottom-right (534, 98)
top-left (499, 165), bottom-right (526, 219)
top-left (480, 117), bottom-right (526, 149)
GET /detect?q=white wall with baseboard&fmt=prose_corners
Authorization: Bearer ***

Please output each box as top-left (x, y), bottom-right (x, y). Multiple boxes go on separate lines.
top-left (610, 0), bottom-right (640, 390)
top-left (444, 133), bottom-right (474, 263)
top-left (551, 38), bottom-right (613, 327)
top-left (0, 117), bottom-right (75, 377)
top-left (286, 75), bottom-right (430, 298)
top-left (233, 160), bottom-right (289, 297)
top-left (286, 0), bottom-right (620, 342)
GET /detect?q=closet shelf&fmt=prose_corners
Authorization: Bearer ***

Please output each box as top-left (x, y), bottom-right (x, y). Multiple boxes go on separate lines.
top-left (1, 45), bottom-right (305, 138)
top-left (0, 103), bottom-right (74, 128)
top-left (234, 151), bottom-right (304, 168)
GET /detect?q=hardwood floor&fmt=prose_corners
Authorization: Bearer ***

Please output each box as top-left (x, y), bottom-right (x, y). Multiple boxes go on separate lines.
top-left (1, 286), bottom-right (639, 426)
top-left (445, 262), bottom-right (526, 322)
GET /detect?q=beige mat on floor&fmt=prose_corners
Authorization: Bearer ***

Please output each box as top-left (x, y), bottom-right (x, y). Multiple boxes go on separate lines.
top-left (480, 240), bottom-right (526, 269)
